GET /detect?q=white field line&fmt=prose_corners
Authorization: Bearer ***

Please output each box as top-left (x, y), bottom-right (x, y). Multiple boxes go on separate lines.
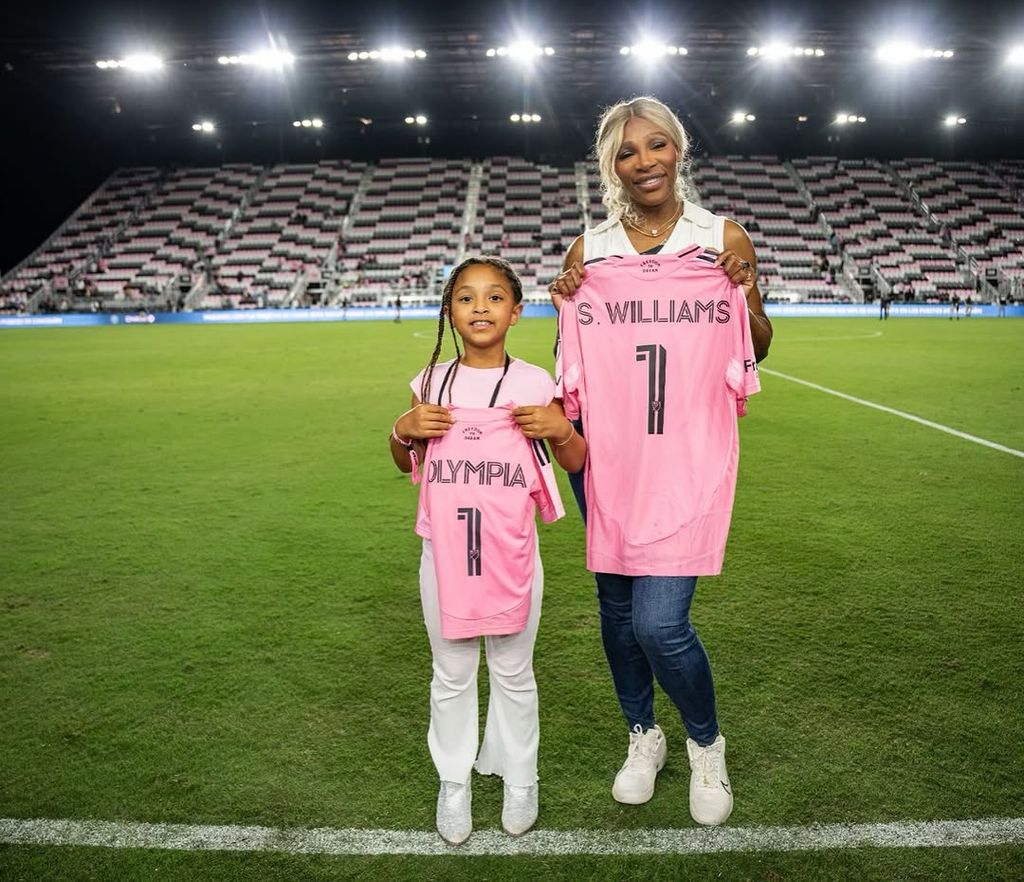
top-left (761, 368), bottom-right (1024, 459)
top-left (1, 816), bottom-right (1023, 857)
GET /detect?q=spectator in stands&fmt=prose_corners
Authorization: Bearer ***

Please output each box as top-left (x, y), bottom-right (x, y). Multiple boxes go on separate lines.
top-left (546, 95), bottom-right (771, 829)
top-left (817, 252), bottom-right (830, 280)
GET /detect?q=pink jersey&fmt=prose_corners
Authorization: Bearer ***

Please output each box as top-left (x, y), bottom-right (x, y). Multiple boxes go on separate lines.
top-left (556, 245), bottom-right (761, 577)
top-left (413, 404), bottom-right (564, 639)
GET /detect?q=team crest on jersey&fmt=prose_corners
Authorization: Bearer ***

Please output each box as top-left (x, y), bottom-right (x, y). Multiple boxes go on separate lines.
top-left (462, 426), bottom-right (483, 441)
top-left (640, 259), bottom-right (660, 274)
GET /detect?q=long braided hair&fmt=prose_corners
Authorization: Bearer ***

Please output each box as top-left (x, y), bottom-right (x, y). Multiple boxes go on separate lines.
top-left (419, 255), bottom-right (524, 406)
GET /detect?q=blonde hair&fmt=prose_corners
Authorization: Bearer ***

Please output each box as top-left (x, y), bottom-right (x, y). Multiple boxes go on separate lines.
top-left (594, 96), bottom-right (697, 228)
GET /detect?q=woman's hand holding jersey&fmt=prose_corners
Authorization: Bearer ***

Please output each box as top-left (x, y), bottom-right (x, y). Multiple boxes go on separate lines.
top-left (547, 261), bottom-right (585, 312)
top-left (712, 248), bottom-right (757, 291)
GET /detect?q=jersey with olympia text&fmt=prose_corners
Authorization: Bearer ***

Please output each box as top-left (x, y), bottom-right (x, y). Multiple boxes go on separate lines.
top-left (413, 405), bottom-right (564, 639)
top-left (556, 245), bottom-right (760, 577)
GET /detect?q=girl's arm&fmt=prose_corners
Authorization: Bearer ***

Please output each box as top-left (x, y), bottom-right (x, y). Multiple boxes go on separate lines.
top-left (390, 395), bottom-right (452, 473)
top-left (512, 400), bottom-right (587, 474)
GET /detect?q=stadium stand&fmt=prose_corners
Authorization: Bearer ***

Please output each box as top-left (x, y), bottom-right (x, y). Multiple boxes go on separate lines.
top-left (2, 157), bottom-right (1020, 314)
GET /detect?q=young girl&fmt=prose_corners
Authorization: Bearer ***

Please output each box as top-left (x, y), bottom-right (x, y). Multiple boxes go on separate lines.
top-left (389, 256), bottom-right (586, 845)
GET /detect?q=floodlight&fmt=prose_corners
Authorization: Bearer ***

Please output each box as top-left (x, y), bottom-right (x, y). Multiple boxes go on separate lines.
top-left (121, 53), bottom-right (163, 72)
top-left (194, 121), bottom-right (214, 133)
top-left (876, 42), bottom-right (954, 64)
top-left (510, 113), bottom-right (521, 122)
top-left (311, 118), bottom-right (323, 128)
top-left (623, 42), bottom-right (687, 58)
top-left (1009, 46), bottom-right (1024, 65)
top-left (97, 55), bottom-right (163, 71)
top-left (487, 42), bottom-right (553, 61)
top-left (415, 115), bottom-right (427, 125)
top-left (301, 119), bottom-right (312, 127)
top-left (292, 120), bottom-right (301, 127)
top-left (192, 123), bottom-right (202, 131)
top-left (347, 52), bottom-right (358, 61)
top-left (404, 116), bottom-right (415, 124)
top-left (246, 49), bottom-right (294, 68)
top-left (532, 113), bottom-right (542, 122)
top-left (944, 115), bottom-right (967, 126)
top-left (748, 44), bottom-right (825, 60)
top-left (797, 114), bottom-right (809, 122)
top-left (731, 111), bottom-right (747, 123)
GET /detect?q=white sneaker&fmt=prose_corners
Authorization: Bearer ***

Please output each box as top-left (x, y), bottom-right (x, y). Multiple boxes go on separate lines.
top-left (686, 734), bottom-right (734, 826)
top-left (612, 724), bottom-right (667, 804)
top-left (502, 783), bottom-right (538, 836)
top-left (436, 780), bottom-right (472, 845)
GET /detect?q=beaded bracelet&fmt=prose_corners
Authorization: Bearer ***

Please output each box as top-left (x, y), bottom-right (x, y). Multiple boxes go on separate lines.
top-left (391, 423), bottom-right (414, 449)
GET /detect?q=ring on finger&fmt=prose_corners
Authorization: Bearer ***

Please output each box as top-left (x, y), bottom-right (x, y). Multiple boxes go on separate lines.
top-left (738, 259), bottom-right (751, 270)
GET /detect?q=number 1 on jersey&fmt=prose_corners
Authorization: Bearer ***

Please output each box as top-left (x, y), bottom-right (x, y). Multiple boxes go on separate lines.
top-left (457, 507), bottom-right (482, 576)
top-left (635, 344), bottom-right (667, 434)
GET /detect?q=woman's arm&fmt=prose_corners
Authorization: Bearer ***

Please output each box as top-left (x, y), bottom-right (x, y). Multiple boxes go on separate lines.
top-left (720, 220), bottom-right (773, 363)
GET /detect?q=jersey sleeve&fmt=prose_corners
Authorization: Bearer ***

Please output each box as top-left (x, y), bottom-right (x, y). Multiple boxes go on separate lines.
top-left (528, 438), bottom-right (565, 525)
top-left (724, 287), bottom-right (761, 417)
top-left (555, 301), bottom-right (583, 420)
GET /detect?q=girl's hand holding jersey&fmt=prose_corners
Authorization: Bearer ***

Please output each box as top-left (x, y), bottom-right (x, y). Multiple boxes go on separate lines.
top-left (512, 402), bottom-right (573, 443)
top-left (396, 403), bottom-right (455, 440)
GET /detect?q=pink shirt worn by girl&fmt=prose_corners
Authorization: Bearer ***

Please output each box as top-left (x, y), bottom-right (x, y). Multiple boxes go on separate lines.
top-left (556, 245), bottom-right (761, 577)
top-left (410, 360), bottom-right (564, 639)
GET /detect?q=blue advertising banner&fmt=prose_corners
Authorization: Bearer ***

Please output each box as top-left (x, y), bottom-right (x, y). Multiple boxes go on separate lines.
top-left (1, 302), bottom-right (1020, 329)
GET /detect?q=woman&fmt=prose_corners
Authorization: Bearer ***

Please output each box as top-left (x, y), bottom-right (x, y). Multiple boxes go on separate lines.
top-left (548, 96), bottom-right (772, 826)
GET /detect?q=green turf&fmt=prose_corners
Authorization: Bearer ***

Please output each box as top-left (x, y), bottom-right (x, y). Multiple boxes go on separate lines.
top-left (1, 317), bottom-right (1022, 879)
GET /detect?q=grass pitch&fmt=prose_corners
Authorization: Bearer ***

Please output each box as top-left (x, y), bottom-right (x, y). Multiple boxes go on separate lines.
top-left (1, 316), bottom-right (1022, 880)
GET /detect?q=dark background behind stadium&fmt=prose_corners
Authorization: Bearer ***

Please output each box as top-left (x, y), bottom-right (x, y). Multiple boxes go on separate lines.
top-left (2, 0), bottom-right (1021, 272)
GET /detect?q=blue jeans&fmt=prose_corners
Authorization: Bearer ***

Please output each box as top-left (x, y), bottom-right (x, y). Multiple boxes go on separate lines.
top-left (597, 573), bottom-right (719, 746)
top-left (566, 421), bottom-right (720, 747)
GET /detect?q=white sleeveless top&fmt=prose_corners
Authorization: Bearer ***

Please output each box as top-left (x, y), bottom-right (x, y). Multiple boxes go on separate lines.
top-left (583, 199), bottom-right (725, 262)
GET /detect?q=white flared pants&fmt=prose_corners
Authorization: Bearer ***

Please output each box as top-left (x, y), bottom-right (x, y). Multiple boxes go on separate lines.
top-left (419, 538), bottom-right (543, 787)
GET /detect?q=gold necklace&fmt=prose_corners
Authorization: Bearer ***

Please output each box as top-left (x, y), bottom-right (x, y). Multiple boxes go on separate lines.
top-left (623, 204), bottom-right (683, 238)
